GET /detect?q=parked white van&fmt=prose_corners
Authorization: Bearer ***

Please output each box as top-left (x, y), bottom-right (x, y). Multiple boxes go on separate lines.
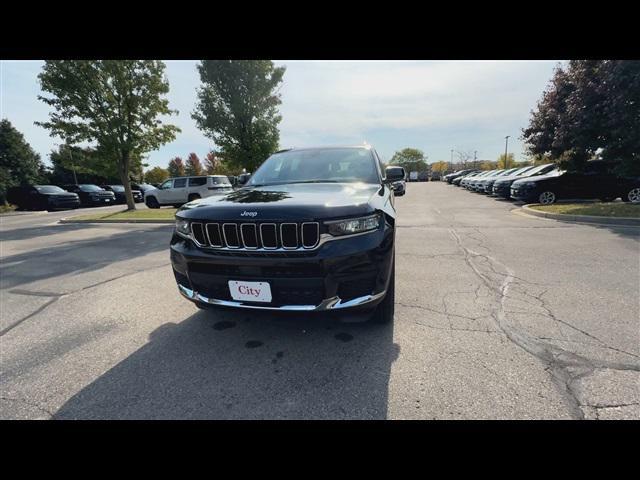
top-left (144, 175), bottom-right (232, 208)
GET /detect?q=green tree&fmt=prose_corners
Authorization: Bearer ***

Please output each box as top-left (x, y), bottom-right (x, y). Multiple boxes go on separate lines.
top-left (185, 152), bottom-right (203, 176)
top-left (192, 60), bottom-right (286, 172)
top-left (144, 166), bottom-right (169, 184)
top-left (522, 60), bottom-right (640, 175)
top-left (0, 119), bottom-right (47, 203)
top-left (497, 153), bottom-right (516, 169)
top-left (430, 161), bottom-right (449, 174)
top-left (390, 148), bottom-right (428, 173)
top-left (167, 157), bottom-right (185, 177)
top-left (203, 151), bottom-right (219, 174)
top-left (36, 60), bottom-right (180, 210)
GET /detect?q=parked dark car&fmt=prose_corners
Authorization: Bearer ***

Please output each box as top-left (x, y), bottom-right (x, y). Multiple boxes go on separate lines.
top-left (101, 185), bottom-right (143, 204)
top-left (476, 168), bottom-right (520, 193)
top-left (131, 183), bottom-right (157, 197)
top-left (62, 184), bottom-right (116, 206)
top-left (391, 180), bottom-right (406, 196)
top-left (417, 171), bottom-right (429, 182)
top-left (445, 169), bottom-right (477, 184)
top-left (492, 163), bottom-right (557, 199)
top-left (6, 185), bottom-right (80, 211)
top-left (430, 172), bottom-right (442, 181)
top-left (453, 171), bottom-right (479, 186)
top-left (466, 170), bottom-right (499, 190)
top-left (510, 160), bottom-right (640, 204)
top-left (171, 145), bottom-right (403, 324)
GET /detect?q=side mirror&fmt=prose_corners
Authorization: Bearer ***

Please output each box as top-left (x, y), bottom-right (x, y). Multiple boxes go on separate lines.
top-left (237, 174), bottom-right (251, 185)
top-left (385, 166), bottom-right (405, 183)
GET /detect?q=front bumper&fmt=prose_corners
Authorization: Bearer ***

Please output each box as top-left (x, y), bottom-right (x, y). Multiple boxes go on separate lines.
top-left (492, 183), bottom-right (512, 198)
top-left (170, 223), bottom-right (394, 311)
top-left (510, 186), bottom-right (538, 202)
top-left (177, 284), bottom-right (386, 311)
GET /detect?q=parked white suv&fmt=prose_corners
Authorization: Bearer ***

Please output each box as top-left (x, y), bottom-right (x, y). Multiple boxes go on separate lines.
top-left (144, 175), bottom-right (232, 208)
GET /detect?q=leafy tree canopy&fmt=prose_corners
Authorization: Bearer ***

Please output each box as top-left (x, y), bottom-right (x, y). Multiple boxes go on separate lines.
top-left (144, 166), bottom-right (169, 184)
top-left (36, 60), bottom-right (180, 209)
top-left (167, 157), bottom-right (185, 177)
top-left (390, 148), bottom-right (429, 172)
top-left (0, 119), bottom-right (47, 202)
top-left (193, 60), bottom-right (286, 172)
top-left (522, 60), bottom-right (640, 176)
top-left (185, 153), bottom-right (203, 176)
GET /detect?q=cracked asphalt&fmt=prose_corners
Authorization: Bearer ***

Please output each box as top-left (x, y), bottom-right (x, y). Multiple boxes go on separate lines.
top-left (1, 183), bottom-right (638, 419)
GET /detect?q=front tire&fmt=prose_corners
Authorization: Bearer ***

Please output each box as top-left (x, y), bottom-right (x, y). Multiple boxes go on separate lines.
top-left (538, 191), bottom-right (556, 205)
top-left (146, 196), bottom-right (160, 209)
top-left (370, 256), bottom-right (395, 324)
top-left (623, 187), bottom-right (640, 204)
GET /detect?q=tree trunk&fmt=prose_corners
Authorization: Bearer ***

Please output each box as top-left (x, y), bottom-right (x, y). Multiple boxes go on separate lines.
top-left (119, 150), bottom-right (136, 211)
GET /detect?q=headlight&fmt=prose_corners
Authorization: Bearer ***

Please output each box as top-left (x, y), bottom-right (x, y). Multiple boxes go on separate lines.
top-left (175, 218), bottom-right (191, 237)
top-left (325, 213), bottom-right (381, 237)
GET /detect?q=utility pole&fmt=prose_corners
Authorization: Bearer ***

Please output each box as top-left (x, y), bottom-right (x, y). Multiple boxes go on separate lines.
top-left (450, 149), bottom-right (454, 172)
top-left (504, 136), bottom-right (510, 170)
top-left (68, 146), bottom-right (78, 184)
top-left (474, 150), bottom-right (477, 168)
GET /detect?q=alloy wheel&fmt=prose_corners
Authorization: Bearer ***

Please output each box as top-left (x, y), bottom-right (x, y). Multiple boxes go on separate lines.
top-left (628, 188), bottom-right (640, 204)
top-left (539, 191), bottom-right (556, 205)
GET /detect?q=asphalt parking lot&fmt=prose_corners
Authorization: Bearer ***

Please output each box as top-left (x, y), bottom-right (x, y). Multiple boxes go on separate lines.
top-left (1, 182), bottom-right (638, 419)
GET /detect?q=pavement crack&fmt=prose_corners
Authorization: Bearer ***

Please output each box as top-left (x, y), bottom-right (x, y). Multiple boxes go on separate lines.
top-left (0, 297), bottom-right (60, 337)
top-left (0, 396), bottom-right (54, 418)
top-left (448, 226), bottom-right (640, 420)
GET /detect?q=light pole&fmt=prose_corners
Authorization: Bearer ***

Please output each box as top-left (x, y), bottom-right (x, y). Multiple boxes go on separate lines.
top-left (504, 136), bottom-right (510, 170)
top-left (474, 150), bottom-right (477, 168)
top-left (450, 149), bottom-right (454, 172)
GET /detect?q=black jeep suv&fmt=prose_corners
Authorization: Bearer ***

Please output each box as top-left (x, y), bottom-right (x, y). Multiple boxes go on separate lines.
top-left (170, 146), bottom-right (405, 323)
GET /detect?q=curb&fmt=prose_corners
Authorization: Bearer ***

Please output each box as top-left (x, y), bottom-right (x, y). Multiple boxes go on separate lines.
top-left (521, 205), bottom-right (640, 227)
top-left (60, 218), bottom-right (174, 224)
top-left (0, 210), bottom-right (49, 217)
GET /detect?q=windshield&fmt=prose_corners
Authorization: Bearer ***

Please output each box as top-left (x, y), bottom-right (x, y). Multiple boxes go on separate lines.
top-left (79, 184), bottom-right (104, 192)
top-left (512, 166), bottom-right (535, 176)
top-left (248, 148), bottom-right (379, 186)
top-left (108, 185), bottom-right (125, 192)
top-left (526, 164), bottom-right (557, 176)
top-left (35, 185), bottom-right (66, 194)
top-left (212, 176), bottom-right (231, 185)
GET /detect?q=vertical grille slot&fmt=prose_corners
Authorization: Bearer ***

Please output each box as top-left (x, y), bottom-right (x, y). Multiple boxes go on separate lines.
top-left (280, 223), bottom-right (298, 249)
top-left (240, 223), bottom-right (259, 249)
top-left (222, 223), bottom-right (240, 248)
top-left (206, 223), bottom-right (223, 247)
top-left (301, 222), bottom-right (319, 248)
top-left (260, 223), bottom-right (278, 249)
top-left (191, 222), bottom-right (207, 246)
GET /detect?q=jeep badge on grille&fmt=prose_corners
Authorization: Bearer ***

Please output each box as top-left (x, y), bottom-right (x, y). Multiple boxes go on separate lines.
top-left (240, 211), bottom-right (258, 217)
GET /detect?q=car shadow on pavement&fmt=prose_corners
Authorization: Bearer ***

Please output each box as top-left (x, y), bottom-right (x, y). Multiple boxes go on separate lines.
top-left (53, 308), bottom-right (400, 419)
top-left (0, 227), bottom-right (171, 290)
top-left (0, 223), bottom-right (101, 242)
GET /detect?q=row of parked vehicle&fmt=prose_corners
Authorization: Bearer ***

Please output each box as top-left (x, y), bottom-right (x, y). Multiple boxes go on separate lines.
top-left (6, 174), bottom-right (246, 211)
top-left (444, 161), bottom-right (640, 205)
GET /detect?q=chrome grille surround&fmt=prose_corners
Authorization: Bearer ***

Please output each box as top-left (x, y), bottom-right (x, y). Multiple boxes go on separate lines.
top-left (189, 221), bottom-right (321, 251)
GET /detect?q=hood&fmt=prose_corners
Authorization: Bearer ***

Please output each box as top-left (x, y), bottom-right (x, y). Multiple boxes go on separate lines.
top-left (43, 192), bottom-right (78, 198)
top-left (178, 183), bottom-right (381, 221)
top-left (512, 172), bottom-right (563, 186)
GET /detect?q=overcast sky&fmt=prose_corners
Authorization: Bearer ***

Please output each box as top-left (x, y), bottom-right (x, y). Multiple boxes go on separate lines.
top-left (1, 60), bottom-right (560, 169)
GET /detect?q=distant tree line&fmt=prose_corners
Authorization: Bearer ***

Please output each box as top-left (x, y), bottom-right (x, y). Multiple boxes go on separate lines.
top-left (1, 60), bottom-right (287, 209)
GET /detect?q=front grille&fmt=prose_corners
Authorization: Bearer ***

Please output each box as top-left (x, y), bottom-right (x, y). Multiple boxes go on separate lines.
top-left (191, 221), bottom-right (320, 251)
